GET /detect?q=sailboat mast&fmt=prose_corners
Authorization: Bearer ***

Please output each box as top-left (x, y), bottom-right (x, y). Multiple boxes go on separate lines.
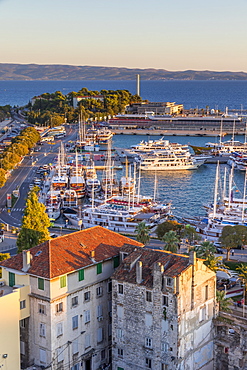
top-left (213, 162), bottom-right (219, 219)
top-left (242, 169), bottom-right (247, 222)
top-left (228, 163), bottom-right (234, 208)
top-left (154, 171), bottom-right (157, 202)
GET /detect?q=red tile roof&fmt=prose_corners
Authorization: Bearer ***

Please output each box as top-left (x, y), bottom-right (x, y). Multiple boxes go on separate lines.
top-left (0, 227), bottom-right (142, 279)
top-left (112, 246), bottom-right (191, 288)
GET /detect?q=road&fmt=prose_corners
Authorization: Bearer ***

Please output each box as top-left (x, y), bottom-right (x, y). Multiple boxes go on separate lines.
top-left (0, 123), bottom-right (77, 227)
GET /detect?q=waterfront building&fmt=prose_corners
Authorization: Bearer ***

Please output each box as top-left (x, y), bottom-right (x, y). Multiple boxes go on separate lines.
top-left (73, 95), bottom-right (104, 109)
top-left (111, 247), bottom-right (217, 370)
top-left (127, 102), bottom-right (183, 115)
top-left (0, 226), bottom-right (142, 369)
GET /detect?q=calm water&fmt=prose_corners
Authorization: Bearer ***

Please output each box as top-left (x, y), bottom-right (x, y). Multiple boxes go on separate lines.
top-left (1, 79), bottom-right (247, 219)
top-left (1, 79), bottom-right (247, 111)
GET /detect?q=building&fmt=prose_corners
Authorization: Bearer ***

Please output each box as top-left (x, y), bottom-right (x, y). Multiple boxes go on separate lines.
top-left (111, 245), bottom-right (217, 370)
top-left (126, 102), bottom-right (183, 115)
top-left (0, 226), bottom-right (142, 369)
top-left (73, 96), bottom-right (104, 109)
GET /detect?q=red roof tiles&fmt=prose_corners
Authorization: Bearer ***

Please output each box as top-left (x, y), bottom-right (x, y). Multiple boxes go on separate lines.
top-left (0, 227), bottom-right (142, 279)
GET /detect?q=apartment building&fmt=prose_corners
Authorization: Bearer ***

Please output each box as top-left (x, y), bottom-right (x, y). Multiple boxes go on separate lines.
top-left (0, 226), bottom-right (142, 369)
top-left (111, 246), bottom-right (217, 370)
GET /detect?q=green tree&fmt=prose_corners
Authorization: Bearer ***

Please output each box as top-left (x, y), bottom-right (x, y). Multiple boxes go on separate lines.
top-left (182, 224), bottom-right (201, 244)
top-left (194, 241), bottom-right (216, 259)
top-left (0, 253), bottom-right (10, 277)
top-left (0, 168), bottom-right (6, 187)
top-left (155, 220), bottom-right (182, 240)
top-left (216, 290), bottom-right (233, 312)
top-left (220, 225), bottom-right (247, 261)
top-left (236, 263), bottom-right (247, 305)
top-left (135, 221), bottom-right (150, 245)
top-left (162, 230), bottom-right (180, 253)
top-left (17, 188), bottom-right (50, 252)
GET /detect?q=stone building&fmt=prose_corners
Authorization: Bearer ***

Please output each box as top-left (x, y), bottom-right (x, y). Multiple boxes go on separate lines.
top-left (0, 226), bottom-right (142, 369)
top-left (111, 246), bottom-right (217, 370)
top-left (126, 102), bottom-right (183, 115)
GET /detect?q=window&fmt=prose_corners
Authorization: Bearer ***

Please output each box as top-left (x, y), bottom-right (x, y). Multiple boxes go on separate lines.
top-left (38, 304), bottom-right (46, 315)
top-left (161, 342), bottom-right (169, 352)
top-left (20, 341), bottom-right (25, 355)
top-left (84, 310), bottom-right (90, 323)
top-left (199, 306), bottom-right (206, 322)
top-left (97, 305), bottom-right (103, 319)
top-left (78, 269), bottom-right (84, 281)
top-left (20, 300), bottom-right (26, 310)
top-left (108, 323), bottom-right (112, 339)
top-left (118, 348), bottom-right (124, 357)
top-left (85, 334), bottom-right (91, 348)
top-left (145, 313), bottom-right (153, 327)
top-left (101, 349), bottom-right (106, 360)
top-left (117, 305), bottom-right (123, 319)
top-left (39, 348), bottom-right (46, 364)
top-left (114, 255), bottom-right (120, 268)
top-left (146, 358), bottom-right (152, 368)
top-left (145, 337), bottom-right (153, 349)
top-left (167, 278), bottom-right (172, 287)
top-left (9, 272), bottom-right (15, 287)
top-left (116, 328), bottom-right (123, 338)
top-left (162, 295), bottom-right (168, 307)
top-left (72, 315), bottom-right (78, 330)
top-left (72, 296), bottom-right (78, 307)
top-left (38, 278), bottom-right (44, 290)
top-left (117, 368), bottom-right (124, 370)
top-left (146, 291), bottom-right (152, 302)
top-left (96, 286), bottom-right (103, 297)
top-left (72, 340), bottom-right (79, 355)
top-left (71, 364), bottom-right (79, 370)
top-left (20, 319), bottom-right (26, 328)
top-left (60, 275), bottom-right (66, 288)
top-left (56, 302), bottom-right (63, 313)
top-left (40, 323), bottom-right (46, 337)
top-left (57, 347), bottom-right (64, 363)
top-left (162, 365), bottom-right (168, 370)
top-left (118, 284), bottom-right (123, 294)
top-left (97, 262), bottom-right (102, 274)
top-left (56, 322), bottom-right (63, 337)
top-left (97, 327), bottom-right (103, 343)
top-left (84, 291), bottom-right (90, 302)
top-left (108, 281), bottom-right (112, 292)
top-left (205, 285), bottom-right (208, 301)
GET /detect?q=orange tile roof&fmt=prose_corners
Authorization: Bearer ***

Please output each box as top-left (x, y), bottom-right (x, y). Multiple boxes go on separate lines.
top-left (0, 227), bottom-right (142, 279)
top-left (112, 245), bottom-right (191, 288)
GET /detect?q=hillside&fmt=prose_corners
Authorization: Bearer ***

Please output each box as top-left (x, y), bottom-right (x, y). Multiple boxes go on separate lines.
top-left (0, 63), bottom-right (247, 80)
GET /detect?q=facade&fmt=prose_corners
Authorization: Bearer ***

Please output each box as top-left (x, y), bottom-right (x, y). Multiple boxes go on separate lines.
top-left (0, 226), bottom-right (142, 369)
top-left (73, 96), bottom-right (104, 109)
top-left (126, 102), bottom-right (183, 115)
top-left (111, 246), bottom-right (217, 370)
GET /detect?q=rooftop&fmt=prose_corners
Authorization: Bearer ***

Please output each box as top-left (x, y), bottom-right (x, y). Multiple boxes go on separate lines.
top-left (0, 226), bottom-right (142, 279)
top-left (112, 245), bottom-right (191, 288)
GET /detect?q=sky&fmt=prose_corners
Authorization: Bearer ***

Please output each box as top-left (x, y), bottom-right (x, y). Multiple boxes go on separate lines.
top-left (0, 0), bottom-right (247, 72)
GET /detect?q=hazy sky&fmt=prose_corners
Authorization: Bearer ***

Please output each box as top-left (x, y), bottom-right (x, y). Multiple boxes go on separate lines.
top-left (1, 0), bottom-right (247, 71)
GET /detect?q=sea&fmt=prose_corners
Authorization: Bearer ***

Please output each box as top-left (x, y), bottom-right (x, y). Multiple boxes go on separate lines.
top-left (1, 79), bottom-right (247, 220)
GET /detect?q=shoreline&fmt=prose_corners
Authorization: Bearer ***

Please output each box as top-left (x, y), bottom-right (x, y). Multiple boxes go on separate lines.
top-left (111, 128), bottom-right (245, 137)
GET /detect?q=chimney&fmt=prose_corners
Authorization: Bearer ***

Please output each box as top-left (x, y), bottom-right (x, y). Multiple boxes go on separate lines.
top-left (22, 250), bottom-right (31, 272)
top-left (90, 250), bottom-right (95, 259)
top-left (189, 250), bottom-right (196, 265)
top-left (136, 261), bottom-right (142, 284)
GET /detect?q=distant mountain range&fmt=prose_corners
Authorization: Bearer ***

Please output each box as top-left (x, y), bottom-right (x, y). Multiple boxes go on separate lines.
top-left (0, 63), bottom-right (247, 81)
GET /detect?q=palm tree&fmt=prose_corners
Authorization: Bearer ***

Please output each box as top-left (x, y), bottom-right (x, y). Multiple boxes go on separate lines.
top-left (204, 255), bottom-right (227, 273)
top-left (135, 221), bottom-right (150, 245)
top-left (194, 241), bottom-right (216, 259)
top-left (216, 290), bottom-right (233, 312)
top-left (162, 230), bottom-right (179, 253)
top-left (236, 264), bottom-right (247, 305)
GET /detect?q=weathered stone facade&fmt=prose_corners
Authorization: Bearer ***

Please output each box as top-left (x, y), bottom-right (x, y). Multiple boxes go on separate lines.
top-left (111, 247), bottom-right (217, 370)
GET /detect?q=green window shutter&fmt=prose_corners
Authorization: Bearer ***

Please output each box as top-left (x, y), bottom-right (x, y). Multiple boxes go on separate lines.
top-left (97, 263), bottom-right (102, 275)
top-left (117, 367), bottom-right (124, 370)
top-left (60, 275), bottom-right (66, 288)
top-left (113, 256), bottom-right (120, 268)
top-left (78, 269), bottom-right (84, 281)
top-left (38, 278), bottom-right (44, 290)
top-left (9, 272), bottom-right (15, 287)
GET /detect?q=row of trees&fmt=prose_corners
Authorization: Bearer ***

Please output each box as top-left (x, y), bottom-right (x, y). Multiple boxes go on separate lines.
top-left (26, 88), bottom-right (144, 126)
top-left (0, 127), bottom-right (40, 188)
top-left (0, 105), bottom-right (11, 122)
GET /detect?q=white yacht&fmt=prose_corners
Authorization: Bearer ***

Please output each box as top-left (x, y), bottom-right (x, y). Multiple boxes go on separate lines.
top-left (136, 149), bottom-right (205, 171)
